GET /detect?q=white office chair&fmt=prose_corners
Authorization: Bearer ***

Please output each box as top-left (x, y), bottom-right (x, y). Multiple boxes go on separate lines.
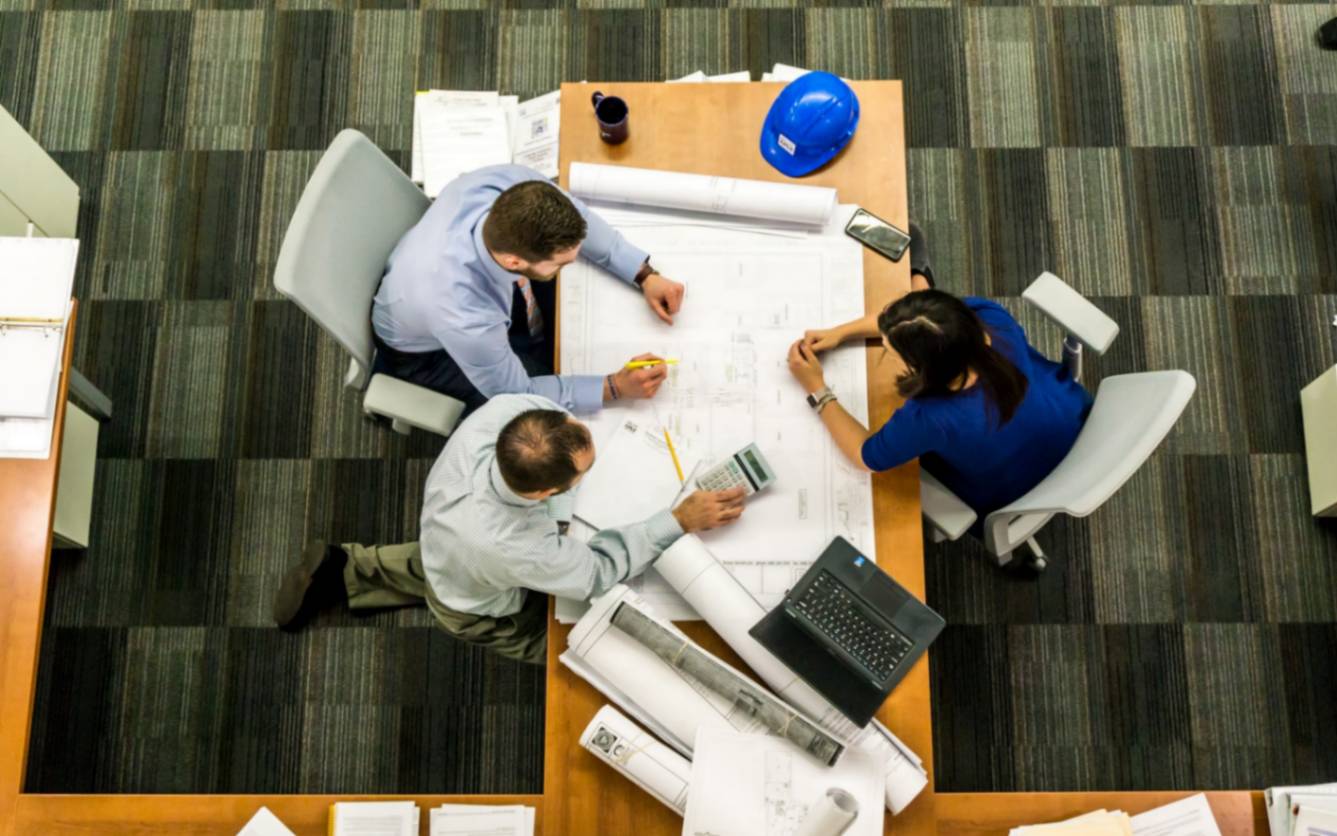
top-left (274, 128), bottom-right (465, 437)
top-left (919, 272), bottom-right (1197, 570)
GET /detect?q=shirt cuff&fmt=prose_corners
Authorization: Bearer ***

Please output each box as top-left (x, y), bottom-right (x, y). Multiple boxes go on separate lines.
top-left (611, 241), bottom-right (651, 285)
top-left (572, 374), bottom-right (605, 413)
top-left (645, 508), bottom-right (685, 552)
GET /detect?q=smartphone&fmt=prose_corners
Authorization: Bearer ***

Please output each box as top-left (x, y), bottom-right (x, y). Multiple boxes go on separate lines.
top-left (845, 208), bottom-right (911, 261)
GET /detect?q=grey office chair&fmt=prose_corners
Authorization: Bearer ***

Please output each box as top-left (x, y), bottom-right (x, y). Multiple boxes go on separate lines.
top-left (919, 272), bottom-right (1197, 570)
top-left (274, 129), bottom-right (465, 437)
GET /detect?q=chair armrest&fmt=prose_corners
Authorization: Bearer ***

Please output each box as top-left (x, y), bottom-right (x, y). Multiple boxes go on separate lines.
top-left (362, 374), bottom-right (465, 437)
top-left (1022, 272), bottom-right (1119, 356)
top-left (920, 470), bottom-right (977, 541)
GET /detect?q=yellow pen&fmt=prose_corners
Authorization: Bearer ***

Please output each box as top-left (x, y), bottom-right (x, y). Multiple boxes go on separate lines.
top-left (625, 359), bottom-right (679, 369)
top-left (663, 428), bottom-right (685, 484)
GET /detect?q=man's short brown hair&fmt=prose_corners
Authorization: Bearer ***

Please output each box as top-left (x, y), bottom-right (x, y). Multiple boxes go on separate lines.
top-left (481, 181), bottom-right (588, 262)
top-left (495, 409), bottom-right (593, 494)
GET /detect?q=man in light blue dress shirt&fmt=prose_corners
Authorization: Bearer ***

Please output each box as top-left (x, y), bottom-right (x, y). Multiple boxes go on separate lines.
top-left (272, 394), bottom-right (745, 664)
top-left (371, 164), bottom-right (686, 415)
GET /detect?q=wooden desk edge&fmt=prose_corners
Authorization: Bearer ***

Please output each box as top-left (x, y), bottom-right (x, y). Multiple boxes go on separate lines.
top-left (0, 301), bottom-right (77, 836)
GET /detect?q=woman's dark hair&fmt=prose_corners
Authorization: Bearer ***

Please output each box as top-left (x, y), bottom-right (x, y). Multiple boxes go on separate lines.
top-left (495, 409), bottom-right (593, 494)
top-left (876, 289), bottom-right (1028, 426)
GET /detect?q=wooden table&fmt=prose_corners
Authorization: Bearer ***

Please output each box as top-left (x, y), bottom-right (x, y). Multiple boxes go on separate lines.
top-left (543, 80), bottom-right (926, 836)
top-left (0, 83), bottom-right (1267, 835)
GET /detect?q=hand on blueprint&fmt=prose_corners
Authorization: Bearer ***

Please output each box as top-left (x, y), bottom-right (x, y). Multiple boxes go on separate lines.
top-left (607, 353), bottom-right (669, 401)
top-left (787, 339), bottom-right (827, 394)
top-left (802, 327), bottom-right (845, 353)
top-left (640, 273), bottom-right (685, 325)
top-left (671, 487), bottom-right (746, 533)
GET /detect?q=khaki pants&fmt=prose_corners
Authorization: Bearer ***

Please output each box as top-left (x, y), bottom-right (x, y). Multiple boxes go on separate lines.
top-left (342, 541), bottom-right (548, 666)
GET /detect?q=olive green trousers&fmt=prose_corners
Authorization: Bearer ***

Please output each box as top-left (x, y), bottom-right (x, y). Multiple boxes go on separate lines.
top-left (342, 541), bottom-right (548, 666)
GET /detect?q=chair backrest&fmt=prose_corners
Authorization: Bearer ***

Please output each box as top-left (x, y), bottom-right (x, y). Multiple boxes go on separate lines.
top-left (273, 129), bottom-right (429, 383)
top-left (985, 371), bottom-right (1196, 554)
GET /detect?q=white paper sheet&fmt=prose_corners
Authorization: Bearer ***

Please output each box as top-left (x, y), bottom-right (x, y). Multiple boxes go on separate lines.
top-left (0, 324), bottom-right (64, 417)
top-left (682, 727), bottom-right (884, 836)
top-left (412, 90), bottom-right (499, 185)
top-left (668, 70), bottom-right (708, 83)
top-left (573, 417), bottom-right (697, 531)
top-left (510, 90), bottom-right (560, 179)
top-left (0, 236), bottom-right (78, 322)
top-left (579, 704), bottom-right (692, 814)
top-left (568, 163), bottom-right (838, 227)
top-left (559, 212), bottom-right (874, 617)
top-left (707, 70), bottom-right (752, 82)
top-left (654, 535), bottom-right (928, 814)
top-left (236, 807), bottom-right (296, 836)
top-left (1294, 803), bottom-right (1337, 836)
top-left (419, 103), bottom-right (512, 196)
top-left (430, 804), bottom-right (532, 836)
top-left (1130, 795), bottom-right (1221, 836)
top-left (1011, 810), bottom-right (1132, 836)
top-left (330, 801), bottom-right (418, 836)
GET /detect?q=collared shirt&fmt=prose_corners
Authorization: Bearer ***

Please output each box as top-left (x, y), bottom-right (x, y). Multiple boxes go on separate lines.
top-left (372, 164), bottom-right (650, 414)
top-left (420, 393), bottom-right (685, 617)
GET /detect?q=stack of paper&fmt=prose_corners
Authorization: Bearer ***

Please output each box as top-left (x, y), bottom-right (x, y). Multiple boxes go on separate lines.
top-left (429, 803), bottom-right (535, 836)
top-left (329, 801), bottom-right (418, 836)
top-left (412, 88), bottom-right (560, 194)
top-left (668, 70), bottom-right (752, 83)
top-left (760, 62), bottom-right (851, 83)
top-left (1010, 794), bottom-right (1222, 836)
top-left (0, 236), bottom-right (78, 460)
top-left (1266, 783), bottom-right (1337, 836)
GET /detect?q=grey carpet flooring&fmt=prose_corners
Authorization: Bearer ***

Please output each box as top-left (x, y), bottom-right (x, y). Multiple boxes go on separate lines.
top-left (3, 0), bottom-right (1336, 795)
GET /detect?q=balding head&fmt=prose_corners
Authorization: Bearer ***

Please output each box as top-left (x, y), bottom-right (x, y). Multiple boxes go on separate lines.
top-left (495, 409), bottom-right (595, 496)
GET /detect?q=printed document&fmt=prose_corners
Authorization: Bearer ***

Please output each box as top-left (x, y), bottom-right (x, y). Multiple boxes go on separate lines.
top-left (572, 417), bottom-right (697, 531)
top-left (682, 727), bottom-right (884, 836)
top-left (329, 801), bottom-right (418, 836)
top-left (429, 804), bottom-right (534, 836)
top-left (1130, 794), bottom-right (1221, 836)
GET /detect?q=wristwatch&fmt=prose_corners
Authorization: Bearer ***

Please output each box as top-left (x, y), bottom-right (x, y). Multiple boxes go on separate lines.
top-left (806, 386), bottom-right (836, 411)
top-left (634, 260), bottom-right (656, 287)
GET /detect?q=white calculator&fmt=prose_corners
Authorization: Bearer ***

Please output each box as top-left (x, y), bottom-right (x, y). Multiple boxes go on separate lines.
top-left (695, 443), bottom-right (776, 497)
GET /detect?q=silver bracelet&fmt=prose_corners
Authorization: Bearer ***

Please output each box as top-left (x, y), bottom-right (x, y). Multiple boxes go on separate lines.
top-left (814, 393), bottom-right (838, 414)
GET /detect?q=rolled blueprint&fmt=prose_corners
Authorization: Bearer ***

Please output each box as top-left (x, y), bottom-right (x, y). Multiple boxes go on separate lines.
top-left (579, 705), bottom-right (691, 815)
top-left (795, 789), bottom-right (860, 836)
top-left (654, 534), bottom-right (929, 814)
top-left (569, 162), bottom-right (838, 227)
top-left (609, 602), bottom-right (845, 766)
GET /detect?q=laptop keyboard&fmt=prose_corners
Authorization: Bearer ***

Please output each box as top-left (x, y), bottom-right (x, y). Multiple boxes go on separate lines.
top-left (790, 570), bottom-right (915, 682)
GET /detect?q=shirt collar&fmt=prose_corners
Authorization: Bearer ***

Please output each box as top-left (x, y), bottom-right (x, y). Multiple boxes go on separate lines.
top-left (473, 212), bottom-right (520, 289)
top-left (489, 458), bottom-right (539, 507)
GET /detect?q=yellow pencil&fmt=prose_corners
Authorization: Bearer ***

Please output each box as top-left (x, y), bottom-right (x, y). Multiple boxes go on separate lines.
top-left (624, 359), bottom-right (679, 369)
top-left (663, 428), bottom-right (685, 484)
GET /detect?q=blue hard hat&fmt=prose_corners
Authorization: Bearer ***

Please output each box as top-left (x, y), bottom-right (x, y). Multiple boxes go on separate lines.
top-left (760, 72), bottom-right (860, 177)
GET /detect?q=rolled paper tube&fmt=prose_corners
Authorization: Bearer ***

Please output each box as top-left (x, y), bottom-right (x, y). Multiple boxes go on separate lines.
top-left (794, 788), bottom-right (860, 836)
top-left (608, 602), bottom-right (845, 766)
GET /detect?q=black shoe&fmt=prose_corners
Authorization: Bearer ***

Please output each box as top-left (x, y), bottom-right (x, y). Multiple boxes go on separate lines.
top-left (273, 541), bottom-right (349, 631)
top-left (908, 221), bottom-right (936, 289)
top-left (1319, 17), bottom-right (1337, 49)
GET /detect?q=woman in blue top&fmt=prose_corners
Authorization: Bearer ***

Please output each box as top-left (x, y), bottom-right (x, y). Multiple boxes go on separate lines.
top-left (787, 238), bottom-right (1092, 571)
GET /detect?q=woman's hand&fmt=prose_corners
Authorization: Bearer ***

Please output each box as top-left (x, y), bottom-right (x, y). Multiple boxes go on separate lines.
top-left (787, 339), bottom-right (827, 394)
top-left (802, 327), bottom-right (843, 353)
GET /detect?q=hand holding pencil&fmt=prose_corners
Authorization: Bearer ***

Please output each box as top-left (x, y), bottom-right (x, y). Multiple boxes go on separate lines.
top-left (605, 353), bottom-right (671, 402)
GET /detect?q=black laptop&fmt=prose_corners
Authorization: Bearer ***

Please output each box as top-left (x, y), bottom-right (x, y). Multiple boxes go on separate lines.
top-left (748, 536), bottom-right (945, 727)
